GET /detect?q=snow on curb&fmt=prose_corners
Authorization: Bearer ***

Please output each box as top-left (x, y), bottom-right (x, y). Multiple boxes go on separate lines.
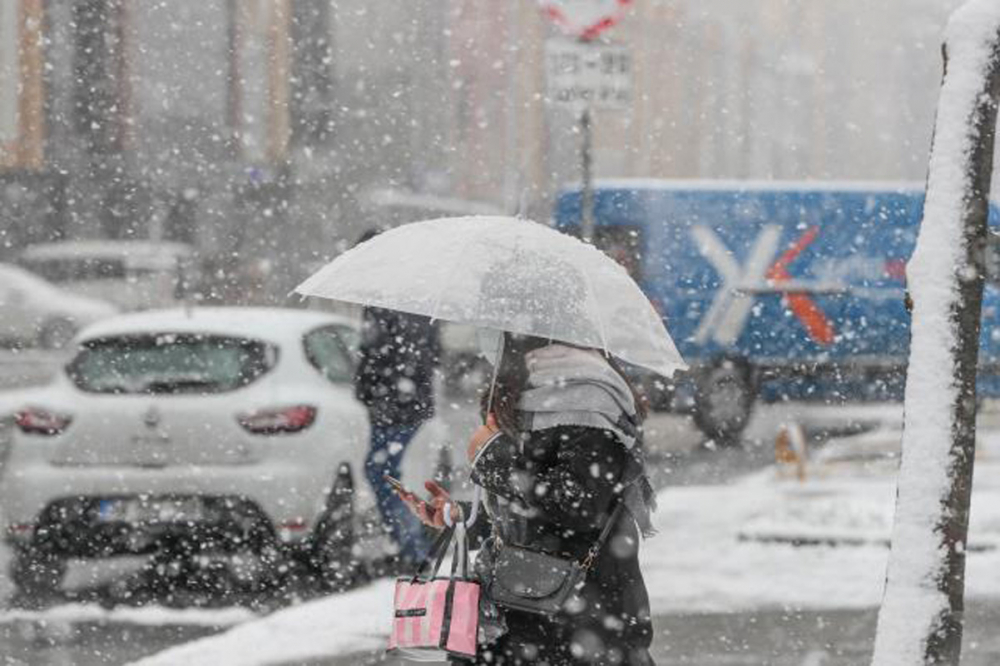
top-left (130, 580), bottom-right (395, 666)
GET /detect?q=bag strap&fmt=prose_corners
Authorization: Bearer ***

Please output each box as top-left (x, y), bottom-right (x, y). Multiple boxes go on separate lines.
top-left (444, 485), bottom-right (482, 530)
top-left (448, 522), bottom-right (469, 579)
top-left (411, 526), bottom-right (454, 582)
top-left (465, 485), bottom-right (481, 528)
top-left (580, 500), bottom-right (626, 571)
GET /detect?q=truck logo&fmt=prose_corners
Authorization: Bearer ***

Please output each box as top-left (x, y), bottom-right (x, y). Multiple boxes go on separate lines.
top-left (765, 226), bottom-right (836, 345)
top-left (692, 225), bottom-right (835, 347)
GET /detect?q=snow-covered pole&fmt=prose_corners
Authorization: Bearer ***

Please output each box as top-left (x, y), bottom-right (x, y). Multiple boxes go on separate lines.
top-left (872, 2), bottom-right (1000, 665)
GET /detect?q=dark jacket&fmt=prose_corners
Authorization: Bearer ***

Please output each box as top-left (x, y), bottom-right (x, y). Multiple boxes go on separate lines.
top-left (470, 425), bottom-right (654, 666)
top-left (353, 307), bottom-right (440, 426)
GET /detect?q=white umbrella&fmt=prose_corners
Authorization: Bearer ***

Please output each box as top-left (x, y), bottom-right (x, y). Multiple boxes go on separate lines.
top-left (295, 216), bottom-right (686, 377)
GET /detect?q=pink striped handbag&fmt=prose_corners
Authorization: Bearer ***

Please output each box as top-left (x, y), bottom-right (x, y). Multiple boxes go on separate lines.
top-left (388, 522), bottom-right (480, 661)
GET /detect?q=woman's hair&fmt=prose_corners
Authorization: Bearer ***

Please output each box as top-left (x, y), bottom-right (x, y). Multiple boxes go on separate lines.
top-left (480, 333), bottom-right (648, 438)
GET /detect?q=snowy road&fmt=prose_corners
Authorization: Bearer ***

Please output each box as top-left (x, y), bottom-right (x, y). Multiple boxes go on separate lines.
top-left (0, 595), bottom-right (254, 664)
top-left (321, 605), bottom-right (1000, 666)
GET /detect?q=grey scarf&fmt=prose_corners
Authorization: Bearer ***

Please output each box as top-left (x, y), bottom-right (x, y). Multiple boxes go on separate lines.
top-left (517, 344), bottom-right (657, 537)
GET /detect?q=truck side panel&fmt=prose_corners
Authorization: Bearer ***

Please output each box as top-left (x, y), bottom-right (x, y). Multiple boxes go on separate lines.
top-left (555, 185), bottom-right (1000, 402)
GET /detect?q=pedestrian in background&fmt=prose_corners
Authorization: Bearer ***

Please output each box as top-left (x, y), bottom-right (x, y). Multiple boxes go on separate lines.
top-left (353, 229), bottom-right (442, 566)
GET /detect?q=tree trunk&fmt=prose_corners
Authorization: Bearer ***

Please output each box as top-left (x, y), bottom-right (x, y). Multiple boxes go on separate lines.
top-left (872, 3), bottom-right (1000, 664)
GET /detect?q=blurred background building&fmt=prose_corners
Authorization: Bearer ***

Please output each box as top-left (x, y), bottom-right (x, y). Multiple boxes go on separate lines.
top-left (0, 0), bottom-right (973, 303)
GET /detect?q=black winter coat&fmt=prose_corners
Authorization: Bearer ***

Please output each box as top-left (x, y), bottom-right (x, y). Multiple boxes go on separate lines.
top-left (469, 425), bottom-right (655, 666)
top-left (353, 307), bottom-right (440, 426)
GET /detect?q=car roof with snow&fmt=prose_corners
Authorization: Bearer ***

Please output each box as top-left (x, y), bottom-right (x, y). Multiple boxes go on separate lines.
top-left (20, 239), bottom-right (193, 260)
top-left (0, 261), bottom-right (56, 288)
top-left (76, 307), bottom-right (357, 346)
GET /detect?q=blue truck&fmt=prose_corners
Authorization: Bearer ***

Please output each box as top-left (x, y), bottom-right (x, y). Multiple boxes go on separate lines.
top-left (554, 180), bottom-right (1000, 441)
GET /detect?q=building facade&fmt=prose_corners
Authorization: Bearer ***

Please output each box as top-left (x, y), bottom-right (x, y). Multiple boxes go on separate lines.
top-left (0, 0), bottom-right (976, 303)
top-left (439, 0), bottom-right (968, 213)
top-left (0, 0), bottom-right (390, 302)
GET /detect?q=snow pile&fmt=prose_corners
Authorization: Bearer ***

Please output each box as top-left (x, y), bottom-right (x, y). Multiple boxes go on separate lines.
top-left (640, 473), bottom-right (894, 613)
top-left (738, 481), bottom-right (897, 547)
top-left (873, 1), bottom-right (1000, 662)
top-left (131, 579), bottom-right (394, 666)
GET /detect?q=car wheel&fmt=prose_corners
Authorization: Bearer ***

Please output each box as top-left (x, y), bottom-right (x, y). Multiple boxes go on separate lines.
top-left (38, 318), bottom-right (77, 350)
top-left (10, 546), bottom-right (66, 601)
top-left (693, 358), bottom-right (756, 445)
top-left (311, 463), bottom-right (360, 591)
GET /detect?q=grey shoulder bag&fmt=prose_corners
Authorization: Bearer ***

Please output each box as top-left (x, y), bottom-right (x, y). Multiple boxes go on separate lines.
top-left (485, 502), bottom-right (625, 616)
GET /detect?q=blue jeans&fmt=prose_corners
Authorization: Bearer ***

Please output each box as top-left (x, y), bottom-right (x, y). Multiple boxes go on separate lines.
top-left (364, 421), bottom-right (431, 562)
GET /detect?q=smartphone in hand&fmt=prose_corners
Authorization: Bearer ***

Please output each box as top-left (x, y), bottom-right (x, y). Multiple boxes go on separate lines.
top-left (383, 474), bottom-right (410, 495)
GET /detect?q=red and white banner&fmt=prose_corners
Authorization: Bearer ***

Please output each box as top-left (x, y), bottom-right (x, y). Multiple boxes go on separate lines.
top-left (538, 0), bottom-right (632, 41)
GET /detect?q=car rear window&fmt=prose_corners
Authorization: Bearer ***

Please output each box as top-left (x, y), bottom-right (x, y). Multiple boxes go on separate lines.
top-left (303, 325), bottom-right (355, 384)
top-left (68, 334), bottom-right (276, 394)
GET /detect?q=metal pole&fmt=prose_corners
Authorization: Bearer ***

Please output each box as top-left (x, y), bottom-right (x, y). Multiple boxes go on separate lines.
top-left (580, 106), bottom-right (594, 242)
top-left (503, 2), bottom-right (520, 215)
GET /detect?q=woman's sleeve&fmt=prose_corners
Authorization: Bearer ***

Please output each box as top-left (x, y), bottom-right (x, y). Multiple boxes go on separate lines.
top-left (468, 432), bottom-right (521, 500)
top-left (471, 426), bottom-right (626, 533)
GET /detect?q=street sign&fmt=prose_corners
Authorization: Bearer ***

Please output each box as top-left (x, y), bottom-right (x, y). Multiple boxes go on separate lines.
top-left (545, 39), bottom-right (632, 109)
top-left (538, 0), bottom-right (632, 41)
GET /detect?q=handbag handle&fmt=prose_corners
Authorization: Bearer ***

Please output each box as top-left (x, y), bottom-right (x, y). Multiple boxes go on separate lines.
top-left (410, 525), bottom-right (454, 582)
top-left (449, 521), bottom-right (470, 579)
top-left (443, 485), bottom-right (482, 530)
top-left (410, 521), bottom-right (472, 582)
top-left (465, 485), bottom-right (481, 528)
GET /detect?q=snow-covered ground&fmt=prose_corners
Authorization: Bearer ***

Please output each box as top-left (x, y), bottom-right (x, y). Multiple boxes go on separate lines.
top-left (131, 581), bottom-right (394, 666)
top-left (0, 603), bottom-right (254, 628)
top-left (131, 424), bottom-right (1000, 665)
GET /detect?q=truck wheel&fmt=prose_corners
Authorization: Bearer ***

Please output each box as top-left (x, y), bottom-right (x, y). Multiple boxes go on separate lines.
top-left (11, 546), bottom-right (65, 601)
top-left (312, 463), bottom-right (360, 591)
top-left (640, 374), bottom-right (674, 412)
top-left (693, 359), bottom-right (756, 445)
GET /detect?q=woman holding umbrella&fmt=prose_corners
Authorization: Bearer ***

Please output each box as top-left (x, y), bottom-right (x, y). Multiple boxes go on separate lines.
top-left (295, 216), bottom-right (684, 665)
top-left (405, 329), bottom-right (658, 665)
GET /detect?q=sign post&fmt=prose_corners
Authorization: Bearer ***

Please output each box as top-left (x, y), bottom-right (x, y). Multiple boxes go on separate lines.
top-left (541, 1), bottom-right (633, 242)
top-left (581, 107), bottom-right (594, 241)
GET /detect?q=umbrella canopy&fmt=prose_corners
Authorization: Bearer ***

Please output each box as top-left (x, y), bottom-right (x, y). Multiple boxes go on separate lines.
top-left (295, 216), bottom-right (686, 377)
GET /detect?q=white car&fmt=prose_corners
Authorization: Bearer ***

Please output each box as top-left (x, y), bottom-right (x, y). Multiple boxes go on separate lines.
top-left (0, 307), bottom-right (453, 595)
top-left (0, 263), bottom-right (118, 348)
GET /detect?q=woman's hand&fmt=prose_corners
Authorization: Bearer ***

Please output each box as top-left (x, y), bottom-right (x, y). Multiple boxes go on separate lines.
top-left (467, 413), bottom-right (500, 463)
top-left (397, 480), bottom-right (462, 529)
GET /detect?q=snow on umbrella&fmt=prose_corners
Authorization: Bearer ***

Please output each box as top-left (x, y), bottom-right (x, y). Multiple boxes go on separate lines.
top-left (295, 216), bottom-right (686, 377)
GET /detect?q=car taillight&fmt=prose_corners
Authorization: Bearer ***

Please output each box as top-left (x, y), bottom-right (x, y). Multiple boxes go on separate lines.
top-left (238, 405), bottom-right (317, 435)
top-left (15, 408), bottom-right (72, 435)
